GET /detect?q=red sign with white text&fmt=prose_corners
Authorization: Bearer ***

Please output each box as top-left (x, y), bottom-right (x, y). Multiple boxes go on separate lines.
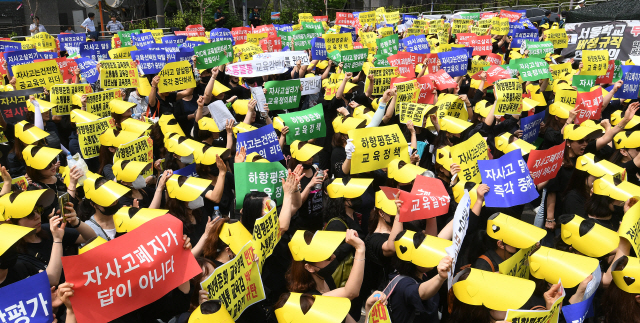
top-left (260, 36), bottom-right (283, 52)
top-left (381, 175), bottom-right (450, 222)
top-left (429, 69), bottom-right (457, 90)
top-left (61, 215), bottom-right (201, 323)
top-left (186, 24), bottom-right (206, 37)
top-left (499, 10), bottom-right (522, 22)
top-left (0, 53), bottom-right (6, 75)
top-left (481, 12), bottom-right (499, 19)
top-left (596, 60), bottom-right (615, 84)
top-left (34, 57), bottom-right (77, 81)
top-left (231, 27), bottom-right (252, 44)
top-left (575, 87), bottom-right (603, 125)
top-left (527, 143), bottom-right (564, 185)
top-left (388, 51), bottom-right (426, 68)
top-left (353, 42), bottom-right (363, 49)
top-left (314, 16), bottom-right (329, 22)
top-left (253, 24), bottom-right (277, 37)
top-left (174, 30), bottom-right (200, 37)
top-left (486, 53), bottom-right (503, 65)
top-left (425, 53), bottom-right (439, 74)
top-left (471, 35), bottom-right (492, 56)
top-left (416, 76), bottom-right (436, 104)
top-left (456, 33), bottom-right (476, 46)
top-left (336, 12), bottom-right (357, 26)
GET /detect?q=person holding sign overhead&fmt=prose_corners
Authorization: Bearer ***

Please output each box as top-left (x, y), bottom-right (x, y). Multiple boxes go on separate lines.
top-left (287, 141), bottom-right (327, 232)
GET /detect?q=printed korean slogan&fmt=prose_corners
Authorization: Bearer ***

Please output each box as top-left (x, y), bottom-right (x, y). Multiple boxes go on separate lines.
top-left (201, 242), bottom-right (265, 320)
top-left (300, 76), bottom-right (321, 95)
top-left (446, 191), bottom-right (471, 290)
top-left (514, 58), bottom-right (550, 81)
top-left (323, 33), bottom-right (353, 52)
top-left (12, 60), bottom-right (62, 90)
top-left (505, 282), bottom-right (565, 323)
top-left (438, 49), bottom-right (468, 77)
top-left (494, 79), bottom-right (523, 115)
top-left (582, 50), bottom-right (609, 76)
top-left (59, 33), bottom-right (86, 51)
top-left (117, 29), bottom-right (141, 47)
top-left (451, 133), bottom-right (489, 183)
top-left (234, 161), bottom-right (287, 209)
top-left (108, 47), bottom-right (137, 59)
top-left (60, 215), bottom-right (201, 323)
top-left (5, 49), bottom-right (39, 77)
top-left (50, 84), bottom-right (93, 116)
top-left (561, 20), bottom-right (639, 62)
top-left (596, 60), bottom-right (622, 84)
top-left (499, 246), bottom-right (535, 279)
top-left (479, 149), bottom-right (538, 207)
top-left (575, 87), bottom-right (603, 125)
top-left (403, 35), bottom-right (430, 54)
top-left (158, 60), bottom-right (196, 93)
top-left (619, 202), bottom-right (640, 256)
top-left (572, 75), bottom-right (597, 92)
top-left (252, 206), bottom-right (280, 269)
top-left (264, 79), bottom-right (301, 110)
top-left (367, 300), bottom-right (392, 323)
top-left (348, 124), bottom-right (410, 174)
top-left (0, 88), bottom-right (46, 124)
top-left (522, 41), bottom-right (554, 59)
top-left (114, 136), bottom-right (154, 178)
top-left (132, 32), bottom-right (156, 49)
top-left (435, 94), bottom-right (468, 120)
top-left (86, 89), bottom-right (122, 118)
top-left (194, 41), bottom-right (233, 68)
top-left (393, 79), bottom-right (420, 103)
top-left (341, 48), bottom-right (368, 72)
top-left (544, 28), bottom-right (568, 49)
top-left (471, 35), bottom-right (492, 56)
top-left (76, 57), bottom-right (99, 83)
top-left (376, 34), bottom-right (399, 56)
top-left (278, 103), bottom-right (326, 144)
top-left (311, 38), bottom-right (327, 60)
top-left (132, 50), bottom-right (167, 74)
top-left (77, 117), bottom-right (117, 159)
top-left (100, 59), bottom-right (140, 89)
top-left (512, 29), bottom-right (538, 48)
top-left (520, 111), bottom-right (546, 143)
top-left (395, 102), bottom-right (432, 125)
top-left (225, 59), bottom-right (288, 77)
top-left (430, 69), bottom-right (458, 90)
top-left (0, 272), bottom-right (53, 323)
top-left (366, 67), bottom-right (400, 95)
top-left (236, 124), bottom-right (285, 162)
top-left (397, 176), bottom-right (450, 222)
top-left (527, 143), bottom-right (564, 185)
top-left (614, 65), bottom-right (640, 100)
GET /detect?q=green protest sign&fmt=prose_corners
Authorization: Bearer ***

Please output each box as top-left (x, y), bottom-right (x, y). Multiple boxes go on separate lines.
top-left (460, 12), bottom-right (481, 21)
top-left (265, 79), bottom-right (301, 110)
top-left (572, 75), bottom-right (597, 92)
top-left (512, 58), bottom-right (550, 81)
top-left (613, 60), bottom-right (623, 82)
top-left (373, 54), bottom-right (391, 67)
top-left (234, 161), bottom-right (287, 210)
top-left (117, 29), bottom-right (141, 47)
top-left (292, 28), bottom-right (322, 50)
top-left (328, 50), bottom-right (342, 63)
top-left (278, 103), bottom-right (326, 144)
top-left (522, 40), bottom-right (554, 58)
top-left (301, 22), bottom-right (324, 33)
top-left (194, 40), bottom-right (233, 69)
top-left (277, 30), bottom-right (295, 46)
top-left (376, 34), bottom-right (399, 56)
top-left (342, 48), bottom-right (368, 72)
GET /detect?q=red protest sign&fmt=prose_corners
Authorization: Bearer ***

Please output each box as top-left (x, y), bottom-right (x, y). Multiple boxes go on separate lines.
top-left (61, 215), bottom-right (201, 323)
top-left (0, 53), bottom-right (7, 75)
top-left (231, 27), bottom-right (251, 45)
top-left (314, 16), bottom-right (329, 22)
top-left (253, 24), bottom-right (277, 37)
top-left (472, 35), bottom-right (492, 56)
top-left (353, 42), bottom-right (364, 49)
top-left (486, 53), bottom-right (503, 65)
top-left (596, 60), bottom-right (615, 84)
top-left (336, 12), bottom-right (357, 26)
top-left (388, 51), bottom-right (426, 68)
top-left (385, 175), bottom-right (450, 222)
top-left (499, 10), bottom-right (522, 22)
top-left (484, 65), bottom-right (511, 86)
top-left (481, 12), bottom-right (499, 19)
top-left (575, 87), bottom-right (603, 125)
top-left (36, 57), bottom-right (77, 81)
top-left (429, 69), bottom-right (457, 90)
top-left (186, 24), bottom-right (206, 37)
top-left (112, 35), bottom-right (121, 48)
top-left (425, 53), bottom-right (439, 74)
top-left (527, 143), bottom-right (564, 185)
top-left (260, 36), bottom-right (283, 52)
top-left (456, 33), bottom-right (476, 46)
top-left (416, 76), bottom-right (436, 104)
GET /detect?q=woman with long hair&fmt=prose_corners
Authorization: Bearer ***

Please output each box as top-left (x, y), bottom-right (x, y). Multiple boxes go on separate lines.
top-left (287, 141), bottom-right (327, 232)
top-left (78, 172), bottom-right (129, 241)
top-left (601, 255), bottom-right (640, 323)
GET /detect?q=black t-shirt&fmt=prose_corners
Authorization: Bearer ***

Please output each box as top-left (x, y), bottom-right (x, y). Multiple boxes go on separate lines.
top-left (0, 260), bottom-right (41, 288)
top-left (291, 173), bottom-right (324, 231)
top-left (387, 274), bottom-right (440, 323)
top-left (622, 159), bottom-right (640, 186)
top-left (201, 173), bottom-right (235, 218)
top-left (563, 189), bottom-right (587, 217)
top-left (24, 224), bottom-right (80, 265)
top-left (150, 92), bottom-right (178, 117)
top-left (473, 249), bottom-right (502, 272)
top-left (364, 232), bottom-right (393, 291)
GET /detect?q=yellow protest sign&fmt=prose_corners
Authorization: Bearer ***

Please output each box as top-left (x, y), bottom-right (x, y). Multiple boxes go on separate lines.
top-left (20, 41), bottom-right (37, 50)
top-left (292, 24), bottom-right (302, 31)
top-left (436, 93), bottom-right (469, 120)
top-left (452, 19), bottom-right (473, 34)
top-left (233, 43), bottom-right (263, 62)
top-left (108, 46), bottom-right (138, 59)
top-left (428, 23), bottom-right (443, 35)
top-left (77, 117), bottom-right (117, 159)
top-left (100, 59), bottom-right (140, 89)
top-left (491, 17), bottom-right (510, 35)
top-left (384, 11), bottom-right (400, 24)
top-left (348, 124), bottom-right (411, 174)
top-left (412, 20), bottom-right (428, 29)
top-left (323, 33), bottom-right (353, 52)
top-left (450, 133), bottom-right (488, 183)
top-left (471, 26), bottom-right (490, 36)
top-left (252, 206), bottom-right (280, 269)
top-left (158, 60), bottom-right (196, 93)
top-left (247, 33), bottom-right (268, 45)
top-left (499, 246), bottom-right (535, 279)
top-left (478, 19), bottom-right (493, 29)
top-left (395, 102), bottom-right (434, 126)
top-left (367, 299), bottom-right (392, 323)
top-left (364, 67), bottom-right (400, 95)
top-left (358, 11), bottom-right (376, 27)
top-left (142, 29), bottom-right (164, 43)
top-left (544, 28), bottom-right (568, 49)
top-left (188, 36), bottom-right (209, 43)
top-left (504, 282), bottom-right (565, 323)
top-left (437, 30), bottom-right (449, 45)
top-left (582, 50), bottom-right (609, 76)
top-left (556, 88), bottom-right (577, 106)
top-left (550, 62), bottom-right (572, 80)
top-left (378, 27), bottom-right (393, 38)
top-left (437, 43), bottom-right (465, 53)
top-left (298, 13), bottom-right (315, 23)
top-left (50, 84), bottom-right (93, 116)
top-left (12, 60), bottom-right (62, 90)
top-left (359, 32), bottom-right (378, 49)
top-left (0, 176), bottom-right (27, 191)
top-left (494, 79), bottom-right (523, 115)
top-left (86, 89), bottom-right (122, 117)
top-left (619, 202), bottom-right (640, 256)
top-left (468, 59), bottom-right (490, 76)
top-left (407, 28), bottom-right (425, 36)
top-left (201, 242), bottom-right (265, 320)
top-left (114, 135), bottom-right (154, 177)
top-left (32, 32), bottom-right (57, 51)
top-left (394, 80), bottom-right (420, 103)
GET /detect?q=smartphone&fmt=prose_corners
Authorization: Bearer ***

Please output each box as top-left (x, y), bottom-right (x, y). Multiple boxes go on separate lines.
top-left (58, 192), bottom-right (70, 223)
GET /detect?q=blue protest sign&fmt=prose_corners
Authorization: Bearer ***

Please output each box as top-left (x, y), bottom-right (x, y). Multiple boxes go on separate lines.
top-left (310, 38), bottom-right (327, 60)
top-left (340, 26), bottom-right (358, 42)
top-left (162, 35), bottom-right (187, 45)
top-left (403, 35), bottom-right (430, 54)
top-left (80, 41), bottom-right (111, 61)
top-left (76, 57), bottom-right (99, 84)
top-left (174, 163), bottom-right (198, 177)
top-left (0, 41), bottom-right (22, 52)
top-left (614, 65), bottom-right (640, 100)
top-left (5, 49), bottom-right (39, 77)
top-left (512, 9), bottom-right (527, 18)
top-left (149, 44), bottom-right (179, 62)
top-left (352, 12), bottom-right (360, 18)
top-left (402, 14), bottom-right (418, 25)
top-left (37, 52), bottom-right (57, 60)
top-left (520, 110), bottom-right (546, 143)
top-left (175, 51), bottom-right (192, 62)
top-left (181, 41), bottom-right (205, 51)
top-left (236, 124), bottom-right (284, 162)
top-left (58, 33), bottom-right (86, 51)
top-left (508, 22), bottom-right (525, 37)
top-left (210, 28), bottom-right (234, 44)
top-left (512, 28), bottom-right (538, 48)
top-left (132, 32), bottom-right (155, 49)
top-left (438, 49), bottom-right (469, 77)
top-left (0, 272), bottom-right (53, 323)
top-left (131, 50), bottom-right (166, 74)
top-left (478, 149), bottom-right (539, 207)
top-left (274, 24), bottom-right (293, 32)
top-left (562, 293), bottom-right (595, 323)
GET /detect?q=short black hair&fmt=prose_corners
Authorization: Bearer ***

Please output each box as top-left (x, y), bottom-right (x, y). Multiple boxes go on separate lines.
top-left (33, 16), bottom-right (40, 20)
top-left (545, 10), bottom-right (551, 16)
top-left (217, 6), bottom-right (222, 10)
top-left (88, 12), bottom-right (95, 18)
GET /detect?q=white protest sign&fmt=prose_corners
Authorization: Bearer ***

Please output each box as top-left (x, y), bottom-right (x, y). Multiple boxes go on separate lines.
top-left (225, 59), bottom-right (288, 77)
top-left (207, 100), bottom-right (236, 130)
top-left (250, 86), bottom-right (267, 112)
top-left (445, 190), bottom-right (471, 290)
top-left (300, 75), bottom-right (322, 95)
top-left (254, 50), bottom-right (311, 67)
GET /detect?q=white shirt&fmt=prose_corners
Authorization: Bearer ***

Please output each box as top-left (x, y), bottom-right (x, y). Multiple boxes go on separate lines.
top-left (81, 17), bottom-right (96, 32)
top-left (128, 91), bottom-right (149, 116)
top-left (29, 24), bottom-right (46, 36)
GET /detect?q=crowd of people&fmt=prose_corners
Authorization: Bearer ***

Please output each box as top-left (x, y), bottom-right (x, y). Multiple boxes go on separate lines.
top-left (1, 4), bottom-right (639, 323)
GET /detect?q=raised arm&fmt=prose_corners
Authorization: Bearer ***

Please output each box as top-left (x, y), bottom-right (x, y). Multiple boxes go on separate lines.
top-left (325, 230), bottom-right (366, 300)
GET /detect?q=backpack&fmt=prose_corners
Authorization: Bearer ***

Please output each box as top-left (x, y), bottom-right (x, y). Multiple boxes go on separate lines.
top-left (323, 217), bottom-right (354, 288)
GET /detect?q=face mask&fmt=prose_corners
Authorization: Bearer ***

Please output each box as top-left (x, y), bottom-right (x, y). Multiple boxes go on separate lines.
top-left (348, 197), bottom-right (363, 210)
top-left (0, 246), bottom-right (18, 269)
top-left (188, 196), bottom-right (205, 210)
top-left (200, 76), bottom-right (211, 84)
top-left (132, 175), bottom-right (146, 189)
top-left (301, 163), bottom-right (313, 170)
top-left (101, 204), bottom-right (120, 216)
top-left (180, 154), bottom-right (194, 164)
